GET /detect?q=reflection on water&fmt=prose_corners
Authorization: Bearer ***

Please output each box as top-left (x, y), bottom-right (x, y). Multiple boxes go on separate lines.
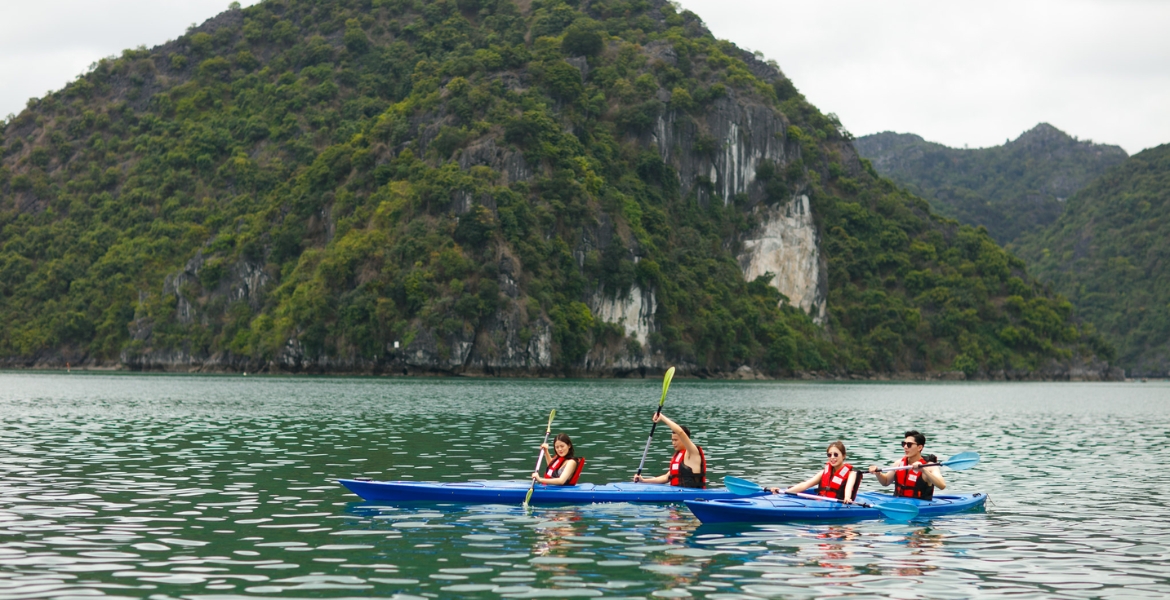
top-left (1, 373), bottom-right (1169, 598)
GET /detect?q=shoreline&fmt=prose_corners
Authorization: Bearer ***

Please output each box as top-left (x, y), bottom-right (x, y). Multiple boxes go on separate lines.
top-left (0, 360), bottom-right (1130, 382)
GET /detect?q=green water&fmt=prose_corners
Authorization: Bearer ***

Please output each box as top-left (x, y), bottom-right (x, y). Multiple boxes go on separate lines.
top-left (2, 373), bottom-right (1169, 599)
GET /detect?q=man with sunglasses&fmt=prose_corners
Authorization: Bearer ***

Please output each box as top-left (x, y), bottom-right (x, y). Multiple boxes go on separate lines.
top-left (867, 430), bottom-right (946, 500)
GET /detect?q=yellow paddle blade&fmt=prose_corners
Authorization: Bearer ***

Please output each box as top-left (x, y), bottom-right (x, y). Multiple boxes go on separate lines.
top-left (659, 367), bottom-right (675, 405)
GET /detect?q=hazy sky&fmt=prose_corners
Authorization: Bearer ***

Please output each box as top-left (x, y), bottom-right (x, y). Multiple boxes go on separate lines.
top-left (677, 0), bottom-right (1170, 154)
top-left (2, 0), bottom-right (1167, 154)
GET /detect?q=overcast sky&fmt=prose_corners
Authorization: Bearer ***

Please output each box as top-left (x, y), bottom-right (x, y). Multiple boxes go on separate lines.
top-left (2, 0), bottom-right (1167, 154)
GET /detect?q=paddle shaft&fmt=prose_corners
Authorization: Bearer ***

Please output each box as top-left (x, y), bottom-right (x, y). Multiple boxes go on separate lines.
top-left (881, 462), bottom-right (945, 473)
top-left (880, 451), bottom-right (979, 473)
top-left (531, 429), bottom-right (553, 479)
top-left (524, 410), bottom-right (556, 505)
top-left (635, 368), bottom-right (674, 477)
top-left (785, 490), bottom-right (917, 519)
top-left (635, 406), bottom-right (663, 476)
top-left (789, 490), bottom-right (866, 507)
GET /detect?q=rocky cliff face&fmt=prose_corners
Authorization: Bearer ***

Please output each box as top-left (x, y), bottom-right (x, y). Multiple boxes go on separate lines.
top-left (647, 83), bottom-right (825, 321)
top-left (591, 285), bottom-right (656, 348)
top-left (651, 91), bottom-right (791, 205)
top-left (738, 194), bottom-right (826, 321)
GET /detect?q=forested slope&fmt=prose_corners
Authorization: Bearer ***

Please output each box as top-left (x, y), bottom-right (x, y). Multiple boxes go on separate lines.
top-left (1016, 145), bottom-right (1170, 376)
top-left (0, 0), bottom-right (1115, 378)
top-left (855, 124), bottom-right (1127, 246)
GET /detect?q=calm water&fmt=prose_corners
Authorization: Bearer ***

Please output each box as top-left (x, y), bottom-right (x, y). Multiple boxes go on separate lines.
top-left (1, 373), bottom-right (1168, 599)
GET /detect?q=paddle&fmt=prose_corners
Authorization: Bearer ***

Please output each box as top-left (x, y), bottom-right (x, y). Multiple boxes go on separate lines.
top-left (635, 367), bottom-right (676, 480)
top-left (523, 409), bottom-right (556, 507)
top-left (723, 476), bottom-right (919, 521)
top-left (881, 451), bottom-right (980, 473)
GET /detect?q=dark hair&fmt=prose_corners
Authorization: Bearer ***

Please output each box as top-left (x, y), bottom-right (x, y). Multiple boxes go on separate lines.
top-left (679, 425), bottom-right (692, 438)
top-left (904, 430), bottom-right (926, 446)
top-left (554, 433), bottom-right (575, 459)
top-left (827, 440), bottom-right (847, 456)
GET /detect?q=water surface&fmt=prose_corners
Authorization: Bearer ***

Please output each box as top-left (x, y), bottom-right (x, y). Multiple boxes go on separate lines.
top-left (1, 373), bottom-right (1168, 598)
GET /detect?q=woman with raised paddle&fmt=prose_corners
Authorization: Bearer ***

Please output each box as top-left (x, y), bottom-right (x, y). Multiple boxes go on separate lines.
top-left (531, 433), bottom-right (584, 486)
top-left (632, 413), bottom-right (706, 488)
top-left (868, 430), bottom-right (946, 500)
top-left (769, 440), bottom-right (861, 503)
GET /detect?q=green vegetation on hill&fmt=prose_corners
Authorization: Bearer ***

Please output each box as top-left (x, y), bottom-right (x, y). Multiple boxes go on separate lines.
top-left (1016, 145), bottom-right (1170, 376)
top-left (0, 0), bottom-right (1109, 376)
top-left (855, 124), bottom-right (1127, 245)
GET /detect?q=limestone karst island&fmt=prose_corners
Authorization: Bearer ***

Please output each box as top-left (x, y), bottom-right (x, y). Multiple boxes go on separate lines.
top-left (0, 0), bottom-right (1130, 380)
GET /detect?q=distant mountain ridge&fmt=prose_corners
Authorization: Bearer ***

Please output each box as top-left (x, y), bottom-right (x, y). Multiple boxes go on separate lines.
top-left (855, 124), bottom-right (1128, 245)
top-left (1015, 145), bottom-right (1170, 376)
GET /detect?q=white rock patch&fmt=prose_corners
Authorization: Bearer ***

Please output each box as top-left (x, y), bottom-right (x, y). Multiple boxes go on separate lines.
top-left (591, 285), bottom-right (656, 347)
top-left (738, 194), bottom-right (826, 323)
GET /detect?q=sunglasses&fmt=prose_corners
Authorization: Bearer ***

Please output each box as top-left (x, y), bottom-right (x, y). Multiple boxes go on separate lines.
top-left (901, 441), bottom-right (919, 448)
top-left (826, 452), bottom-right (842, 457)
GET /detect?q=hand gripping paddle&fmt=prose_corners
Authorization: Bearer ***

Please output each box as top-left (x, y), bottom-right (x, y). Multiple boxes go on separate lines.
top-left (523, 409), bottom-right (556, 507)
top-left (635, 367), bottom-right (676, 480)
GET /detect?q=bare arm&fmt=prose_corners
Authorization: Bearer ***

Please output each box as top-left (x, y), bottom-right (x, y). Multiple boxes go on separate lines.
top-left (772, 472), bottom-right (820, 494)
top-left (635, 472), bottom-right (670, 484)
top-left (920, 464), bottom-right (946, 490)
top-left (656, 413), bottom-right (700, 462)
top-left (868, 464), bottom-right (895, 486)
top-left (655, 411), bottom-right (697, 467)
top-left (533, 459), bottom-right (578, 485)
top-left (842, 471), bottom-right (858, 503)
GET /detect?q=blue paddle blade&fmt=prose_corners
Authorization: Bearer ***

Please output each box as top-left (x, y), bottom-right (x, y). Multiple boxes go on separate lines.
top-left (723, 476), bottom-right (764, 496)
top-left (942, 451), bottom-right (981, 471)
top-left (874, 500), bottom-right (919, 521)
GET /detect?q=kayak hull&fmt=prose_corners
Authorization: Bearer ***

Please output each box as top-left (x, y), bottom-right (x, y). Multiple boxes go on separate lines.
top-left (685, 491), bottom-right (988, 524)
top-left (338, 479), bottom-right (762, 504)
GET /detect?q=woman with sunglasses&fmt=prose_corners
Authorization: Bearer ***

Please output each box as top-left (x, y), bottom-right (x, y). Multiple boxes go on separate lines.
top-left (867, 429), bottom-right (946, 500)
top-left (769, 440), bottom-right (861, 503)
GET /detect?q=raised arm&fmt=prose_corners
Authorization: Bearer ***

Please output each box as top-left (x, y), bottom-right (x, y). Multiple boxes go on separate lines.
top-left (656, 413), bottom-right (699, 458)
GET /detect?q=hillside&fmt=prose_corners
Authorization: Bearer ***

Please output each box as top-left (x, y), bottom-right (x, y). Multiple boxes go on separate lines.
top-left (1015, 145), bottom-right (1170, 376)
top-left (0, 0), bottom-right (1115, 379)
top-left (855, 124), bottom-right (1128, 245)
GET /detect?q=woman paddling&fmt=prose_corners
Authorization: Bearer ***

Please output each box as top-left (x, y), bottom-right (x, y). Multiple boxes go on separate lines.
top-left (769, 440), bottom-right (862, 503)
top-left (632, 413), bottom-right (706, 488)
top-left (531, 433), bottom-right (584, 486)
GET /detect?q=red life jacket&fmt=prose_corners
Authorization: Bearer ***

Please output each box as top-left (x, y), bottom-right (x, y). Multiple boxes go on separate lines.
top-left (668, 446), bottom-right (706, 488)
top-left (544, 455), bottom-right (584, 485)
top-left (817, 462), bottom-right (861, 500)
top-left (894, 456), bottom-right (934, 500)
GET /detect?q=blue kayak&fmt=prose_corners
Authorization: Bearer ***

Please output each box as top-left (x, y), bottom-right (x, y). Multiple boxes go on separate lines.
top-left (685, 491), bottom-right (988, 523)
top-left (338, 479), bottom-right (763, 504)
